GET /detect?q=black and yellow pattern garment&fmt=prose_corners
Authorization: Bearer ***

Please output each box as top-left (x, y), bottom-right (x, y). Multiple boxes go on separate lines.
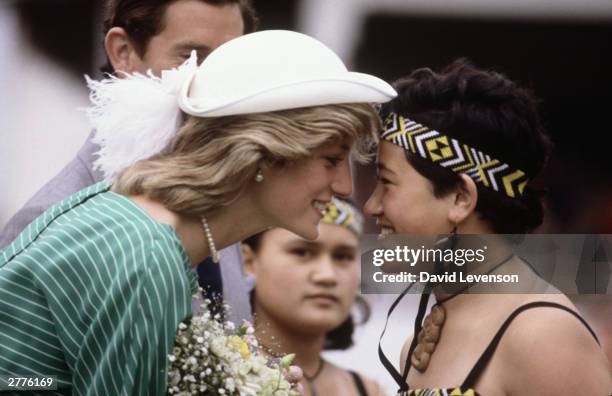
top-left (401, 302), bottom-right (599, 396)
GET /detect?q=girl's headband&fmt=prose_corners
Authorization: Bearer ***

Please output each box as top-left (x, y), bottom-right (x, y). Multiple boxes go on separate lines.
top-left (382, 113), bottom-right (528, 198)
top-left (323, 197), bottom-right (364, 235)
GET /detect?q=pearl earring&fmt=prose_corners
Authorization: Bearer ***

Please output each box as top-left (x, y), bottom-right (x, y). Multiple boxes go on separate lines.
top-left (255, 169), bottom-right (264, 183)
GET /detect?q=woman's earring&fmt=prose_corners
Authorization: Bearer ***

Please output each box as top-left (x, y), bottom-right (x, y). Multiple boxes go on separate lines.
top-left (255, 169), bottom-right (264, 183)
top-left (449, 225), bottom-right (458, 248)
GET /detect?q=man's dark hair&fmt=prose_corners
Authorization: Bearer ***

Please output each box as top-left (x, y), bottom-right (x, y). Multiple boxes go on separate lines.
top-left (100, 0), bottom-right (258, 74)
top-left (382, 59), bottom-right (552, 233)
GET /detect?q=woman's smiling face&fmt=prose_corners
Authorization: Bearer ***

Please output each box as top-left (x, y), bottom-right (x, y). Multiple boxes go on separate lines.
top-left (253, 139), bottom-right (354, 241)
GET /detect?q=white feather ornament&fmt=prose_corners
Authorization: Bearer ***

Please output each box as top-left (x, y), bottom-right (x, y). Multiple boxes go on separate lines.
top-left (85, 51), bottom-right (198, 181)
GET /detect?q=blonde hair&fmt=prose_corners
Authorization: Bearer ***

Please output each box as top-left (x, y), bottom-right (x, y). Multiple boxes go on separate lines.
top-left (113, 103), bottom-right (380, 216)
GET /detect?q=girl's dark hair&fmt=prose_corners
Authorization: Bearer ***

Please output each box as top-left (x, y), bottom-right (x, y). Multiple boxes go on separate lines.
top-left (243, 232), bottom-right (370, 350)
top-left (101, 0), bottom-right (259, 74)
top-left (323, 295), bottom-right (370, 350)
top-left (383, 59), bottom-right (552, 233)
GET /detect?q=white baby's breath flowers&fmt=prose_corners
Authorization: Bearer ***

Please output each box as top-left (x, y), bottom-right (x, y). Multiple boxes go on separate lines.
top-left (167, 298), bottom-right (299, 395)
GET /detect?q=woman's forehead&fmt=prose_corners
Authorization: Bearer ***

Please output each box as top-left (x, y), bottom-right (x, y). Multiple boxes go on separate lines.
top-left (315, 138), bottom-right (352, 154)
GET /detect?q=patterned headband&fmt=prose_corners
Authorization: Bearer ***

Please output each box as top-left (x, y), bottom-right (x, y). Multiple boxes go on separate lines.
top-left (381, 113), bottom-right (528, 198)
top-left (323, 197), bottom-right (364, 235)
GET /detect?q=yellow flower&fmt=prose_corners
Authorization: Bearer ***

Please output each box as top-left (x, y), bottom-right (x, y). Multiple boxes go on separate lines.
top-left (229, 336), bottom-right (251, 359)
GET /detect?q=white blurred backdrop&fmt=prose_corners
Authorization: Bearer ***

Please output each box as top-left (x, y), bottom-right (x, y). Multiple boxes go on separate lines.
top-left (0, 3), bottom-right (90, 228)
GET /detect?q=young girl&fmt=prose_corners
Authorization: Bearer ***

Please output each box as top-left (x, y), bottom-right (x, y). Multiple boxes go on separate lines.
top-left (365, 60), bottom-right (611, 395)
top-left (243, 198), bottom-right (385, 396)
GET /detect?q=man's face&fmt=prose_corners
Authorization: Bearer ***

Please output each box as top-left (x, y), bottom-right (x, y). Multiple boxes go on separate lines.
top-left (132, 0), bottom-right (244, 75)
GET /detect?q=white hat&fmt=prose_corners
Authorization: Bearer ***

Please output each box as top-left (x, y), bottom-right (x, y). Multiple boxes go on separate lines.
top-left (86, 30), bottom-right (396, 180)
top-left (178, 30), bottom-right (396, 117)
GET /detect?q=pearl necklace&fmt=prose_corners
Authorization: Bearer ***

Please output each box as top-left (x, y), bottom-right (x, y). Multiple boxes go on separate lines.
top-left (200, 217), bottom-right (219, 263)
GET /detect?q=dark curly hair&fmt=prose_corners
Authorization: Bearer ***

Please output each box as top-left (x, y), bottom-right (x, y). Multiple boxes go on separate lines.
top-left (100, 0), bottom-right (259, 74)
top-left (382, 59), bottom-right (552, 233)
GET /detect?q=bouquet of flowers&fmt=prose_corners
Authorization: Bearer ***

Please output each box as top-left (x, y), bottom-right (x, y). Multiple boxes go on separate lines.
top-left (167, 299), bottom-right (300, 396)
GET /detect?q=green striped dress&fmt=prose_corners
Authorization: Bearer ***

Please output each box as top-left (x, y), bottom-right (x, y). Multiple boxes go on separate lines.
top-left (0, 181), bottom-right (198, 395)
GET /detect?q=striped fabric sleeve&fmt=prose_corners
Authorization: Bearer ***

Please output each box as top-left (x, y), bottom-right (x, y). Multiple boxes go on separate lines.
top-left (70, 238), bottom-right (194, 396)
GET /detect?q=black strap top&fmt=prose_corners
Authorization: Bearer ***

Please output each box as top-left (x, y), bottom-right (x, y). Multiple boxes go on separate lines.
top-left (460, 301), bottom-right (599, 388)
top-left (403, 301), bottom-right (600, 395)
top-left (349, 370), bottom-right (369, 396)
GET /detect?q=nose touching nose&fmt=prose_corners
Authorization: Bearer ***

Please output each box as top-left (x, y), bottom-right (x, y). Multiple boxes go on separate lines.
top-left (364, 184), bottom-right (383, 217)
top-left (330, 161), bottom-right (353, 198)
top-left (329, 160), bottom-right (383, 218)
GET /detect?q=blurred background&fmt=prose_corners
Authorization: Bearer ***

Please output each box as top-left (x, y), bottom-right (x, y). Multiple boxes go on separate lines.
top-left (1, 0), bottom-right (611, 393)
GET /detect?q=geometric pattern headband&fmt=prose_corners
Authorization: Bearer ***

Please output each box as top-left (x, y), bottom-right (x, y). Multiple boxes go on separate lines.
top-left (382, 112), bottom-right (528, 198)
top-left (323, 197), bottom-right (364, 235)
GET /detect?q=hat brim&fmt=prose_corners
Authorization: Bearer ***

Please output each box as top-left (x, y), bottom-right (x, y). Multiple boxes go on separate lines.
top-left (179, 71), bottom-right (395, 117)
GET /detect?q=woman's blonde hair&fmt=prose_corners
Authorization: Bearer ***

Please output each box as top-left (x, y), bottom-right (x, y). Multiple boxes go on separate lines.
top-left (113, 103), bottom-right (380, 216)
